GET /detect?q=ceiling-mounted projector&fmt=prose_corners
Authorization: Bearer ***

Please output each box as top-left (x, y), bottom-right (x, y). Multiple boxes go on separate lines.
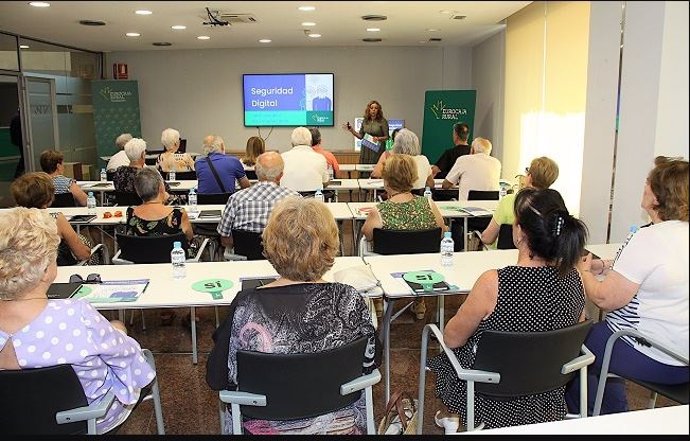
top-left (203, 7), bottom-right (230, 27)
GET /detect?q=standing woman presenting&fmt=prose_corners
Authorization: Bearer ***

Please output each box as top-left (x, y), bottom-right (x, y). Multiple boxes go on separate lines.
top-left (344, 100), bottom-right (389, 164)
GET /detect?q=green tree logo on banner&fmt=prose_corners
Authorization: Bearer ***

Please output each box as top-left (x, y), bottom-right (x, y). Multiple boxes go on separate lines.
top-left (422, 90), bottom-right (476, 164)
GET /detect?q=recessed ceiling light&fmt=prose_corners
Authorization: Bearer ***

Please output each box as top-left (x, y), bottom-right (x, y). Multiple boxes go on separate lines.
top-left (19, 45), bottom-right (30, 49)
top-left (171, 25), bottom-right (186, 30)
top-left (258, 39), bottom-right (272, 44)
top-left (366, 28), bottom-right (380, 32)
top-left (197, 35), bottom-right (210, 40)
top-left (427, 28), bottom-right (440, 32)
top-left (298, 6), bottom-right (316, 12)
top-left (125, 32), bottom-right (141, 37)
top-left (301, 22), bottom-right (316, 27)
top-left (308, 33), bottom-right (321, 38)
top-left (440, 10), bottom-right (454, 15)
top-left (135, 10), bottom-right (152, 15)
top-left (418, 40), bottom-right (427, 44)
top-left (29, 2), bottom-right (50, 7)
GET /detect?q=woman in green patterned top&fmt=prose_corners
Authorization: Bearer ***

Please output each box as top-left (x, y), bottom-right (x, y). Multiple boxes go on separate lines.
top-left (361, 154), bottom-right (446, 320)
top-left (343, 100), bottom-right (389, 164)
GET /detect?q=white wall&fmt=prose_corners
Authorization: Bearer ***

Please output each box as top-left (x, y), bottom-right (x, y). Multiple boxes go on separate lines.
top-left (472, 30), bottom-right (505, 163)
top-left (106, 46), bottom-right (471, 153)
top-left (654, 1), bottom-right (689, 160)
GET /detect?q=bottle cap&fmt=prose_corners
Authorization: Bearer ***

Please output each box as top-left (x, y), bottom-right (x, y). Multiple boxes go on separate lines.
top-left (173, 241), bottom-right (182, 248)
top-left (444, 231), bottom-right (452, 238)
top-left (88, 191), bottom-right (93, 196)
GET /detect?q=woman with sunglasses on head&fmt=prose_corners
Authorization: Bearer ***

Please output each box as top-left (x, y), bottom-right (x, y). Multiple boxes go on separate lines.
top-left (0, 208), bottom-right (155, 434)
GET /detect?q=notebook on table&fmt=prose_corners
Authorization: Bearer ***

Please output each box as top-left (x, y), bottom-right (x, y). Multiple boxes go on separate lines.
top-left (47, 282), bottom-right (83, 299)
top-left (460, 206), bottom-right (493, 216)
top-left (66, 214), bottom-right (96, 224)
top-left (199, 210), bottom-right (222, 218)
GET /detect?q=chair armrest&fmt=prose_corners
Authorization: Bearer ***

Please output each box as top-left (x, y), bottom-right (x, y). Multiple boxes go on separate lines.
top-left (341, 369), bottom-right (382, 395)
top-left (472, 230), bottom-right (490, 251)
top-left (218, 390), bottom-right (266, 407)
top-left (188, 238), bottom-right (209, 263)
top-left (55, 390), bottom-right (116, 425)
top-left (111, 249), bottom-right (133, 265)
top-left (606, 329), bottom-right (689, 366)
top-left (358, 235), bottom-right (377, 257)
top-left (562, 344), bottom-right (596, 374)
top-left (425, 324), bottom-right (501, 384)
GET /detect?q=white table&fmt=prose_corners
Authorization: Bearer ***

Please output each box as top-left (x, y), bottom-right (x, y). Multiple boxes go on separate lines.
top-left (365, 243), bottom-right (622, 402)
top-left (55, 256), bottom-right (372, 364)
top-left (477, 405), bottom-right (688, 434)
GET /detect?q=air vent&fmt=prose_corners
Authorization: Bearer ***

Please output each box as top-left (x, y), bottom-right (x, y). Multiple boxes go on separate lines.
top-left (451, 14), bottom-right (467, 20)
top-left (152, 42), bottom-right (172, 47)
top-left (361, 15), bottom-right (387, 21)
top-left (429, 38), bottom-right (443, 42)
top-left (218, 13), bottom-right (258, 23)
top-left (79, 20), bottom-right (106, 26)
top-left (362, 38), bottom-right (382, 43)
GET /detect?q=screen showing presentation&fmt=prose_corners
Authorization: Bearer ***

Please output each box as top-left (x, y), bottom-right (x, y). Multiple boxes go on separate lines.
top-left (243, 73), bottom-right (334, 127)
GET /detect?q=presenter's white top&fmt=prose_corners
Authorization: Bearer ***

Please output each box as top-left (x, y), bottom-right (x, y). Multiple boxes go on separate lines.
top-left (607, 220), bottom-right (689, 365)
top-left (411, 155), bottom-right (433, 190)
top-left (445, 153), bottom-right (501, 200)
top-left (106, 150), bottom-right (130, 171)
top-left (280, 145), bottom-right (329, 192)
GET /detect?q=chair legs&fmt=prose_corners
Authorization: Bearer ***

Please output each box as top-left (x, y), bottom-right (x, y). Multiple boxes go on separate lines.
top-left (142, 349), bottom-right (165, 434)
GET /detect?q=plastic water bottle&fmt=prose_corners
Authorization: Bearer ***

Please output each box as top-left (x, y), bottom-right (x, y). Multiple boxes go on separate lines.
top-left (327, 163), bottom-right (334, 181)
top-left (499, 185), bottom-right (508, 199)
top-left (86, 192), bottom-right (97, 215)
top-left (314, 188), bottom-right (324, 203)
top-left (171, 241), bottom-right (186, 279)
top-left (624, 225), bottom-right (638, 245)
top-left (188, 187), bottom-right (198, 213)
top-left (100, 168), bottom-right (107, 182)
top-left (168, 169), bottom-right (176, 182)
top-left (440, 231), bottom-right (454, 267)
top-left (424, 186), bottom-right (433, 200)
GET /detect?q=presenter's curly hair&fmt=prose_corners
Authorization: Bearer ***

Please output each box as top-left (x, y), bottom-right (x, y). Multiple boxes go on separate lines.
top-left (263, 197), bottom-right (339, 282)
top-left (363, 100), bottom-right (384, 121)
top-left (0, 207), bottom-right (60, 299)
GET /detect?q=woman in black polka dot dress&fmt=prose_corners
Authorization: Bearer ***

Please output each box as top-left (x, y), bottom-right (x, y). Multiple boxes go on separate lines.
top-left (428, 188), bottom-right (589, 430)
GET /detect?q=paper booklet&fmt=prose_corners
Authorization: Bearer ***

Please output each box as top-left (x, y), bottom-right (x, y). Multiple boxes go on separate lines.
top-left (460, 206), bottom-right (493, 216)
top-left (71, 279), bottom-right (150, 303)
top-left (361, 134), bottom-right (380, 153)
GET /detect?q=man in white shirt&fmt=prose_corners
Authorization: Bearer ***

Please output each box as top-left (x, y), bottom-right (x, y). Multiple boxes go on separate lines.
top-left (441, 137), bottom-right (501, 200)
top-left (280, 126), bottom-right (329, 192)
top-left (106, 133), bottom-right (132, 171)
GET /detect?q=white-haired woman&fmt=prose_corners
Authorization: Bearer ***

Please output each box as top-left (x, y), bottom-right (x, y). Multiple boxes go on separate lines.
top-left (371, 128), bottom-right (434, 192)
top-left (157, 128), bottom-right (195, 173)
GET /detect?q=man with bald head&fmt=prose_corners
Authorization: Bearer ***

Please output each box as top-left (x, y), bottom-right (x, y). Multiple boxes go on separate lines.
top-left (195, 134), bottom-right (250, 194)
top-left (217, 151), bottom-right (301, 250)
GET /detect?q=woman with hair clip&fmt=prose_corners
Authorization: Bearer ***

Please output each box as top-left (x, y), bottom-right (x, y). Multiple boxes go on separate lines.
top-left (428, 188), bottom-right (589, 432)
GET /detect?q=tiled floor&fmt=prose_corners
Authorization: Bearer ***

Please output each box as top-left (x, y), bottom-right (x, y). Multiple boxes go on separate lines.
top-left (116, 295), bottom-right (676, 435)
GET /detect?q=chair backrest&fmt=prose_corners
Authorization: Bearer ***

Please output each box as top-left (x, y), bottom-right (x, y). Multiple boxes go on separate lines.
top-left (231, 229), bottom-right (265, 260)
top-left (0, 364), bottom-right (88, 434)
top-left (245, 169), bottom-right (257, 180)
top-left (496, 224), bottom-right (516, 250)
top-left (372, 227), bottom-right (442, 255)
top-left (106, 170), bottom-right (116, 181)
top-left (431, 189), bottom-right (457, 201)
top-left (115, 191), bottom-right (143, 206)
top-left (116, 232), bottom-right (188, 263)
top-left (51, 192), bottom-right (77, 208)
top-left (197, 192), bottom-right (232, 205)
top-left (170, 170), bottom-right (197, 181)
top-left (473, 320), bottom-right (593, 398)
top-left (298, 189), bottom-right (336, 202)
top-left (468, 190), bottom-right (499, 200)
top-left (236, 336), bottom-right (369, 420)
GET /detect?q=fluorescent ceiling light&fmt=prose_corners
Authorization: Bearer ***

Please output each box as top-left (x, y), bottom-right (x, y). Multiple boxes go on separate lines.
top-left (308, 33), bottom-right (321, 38)
top-left (197, 35), bottom-right (210, 40)
top-left (171, 25), bottom-right (186, 30)
top-left (301, 22), bottom-right (316, 27)
top-left (366, 28), bottom-right (380, 32)
top-left (125, 32), bottom-right (141, 37)
top-left (135, 10), bottom-right (152, 15)
top-left (259, 39), bottom-right (272, 43)
top-left (298, 6), bottom-right (316, 12)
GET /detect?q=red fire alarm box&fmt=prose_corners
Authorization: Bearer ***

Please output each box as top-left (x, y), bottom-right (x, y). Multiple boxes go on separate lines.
top-left (113, 63), bottom-right (128, 79)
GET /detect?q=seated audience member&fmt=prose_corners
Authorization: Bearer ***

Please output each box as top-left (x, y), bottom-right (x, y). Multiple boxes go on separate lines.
top-left (156, 128), bottom-right (195, 173)
top-left (217, 152), bottom-right (300, 251)
top-left (195, 135), bottom-right (250, 194)
top-left (441, 137), bottom-right (501, 200)
top-left (429, 188), bottom-right (588, 431)
top-left (126, 167), bottom-right (194, 243)
top-left (113, 138), bottom-right (178, 205)
top-left (280, 126), bottom-right (329, 192)
top-left (241, 136), bottom-right (265, 168)
top-left (480, 156), bottom-right (559, 247)
top-left (39, 149), bottom-right (88, 207)
top-left (361, 154), bottom-right (446, 321)
top-left (567, 157), bottom-right (689, 415)
top-left (107, 133), bottom-right (132, 171)
top-left (371, 128), bottom-right (434, 191)
top-left (0, 207), bottom-right (155, 434)
top-left (206, 197), bottom-right (382, 434)
top-left (11, 172), bottom-right (92, 265)
top-left (309, 127), bottom-right (340, 179)
top-left (431, 122), bottom-right (471, 179)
